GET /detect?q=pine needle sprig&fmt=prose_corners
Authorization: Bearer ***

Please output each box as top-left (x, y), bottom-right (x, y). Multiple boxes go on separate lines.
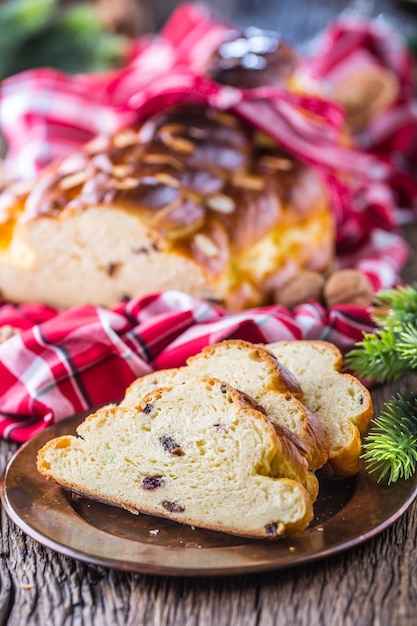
top-left (345, 284), bottom-right (417, 383)
top-left (372, 285), bottom-right (417, 328)
top-left (344, 326), bottom-right (410, 383)
top-left (345, 284), bottom-right (417, 483)
top-left (362, 392), bottom-right (417, 484)
top-left (395, 324), bottom-right (417, 371)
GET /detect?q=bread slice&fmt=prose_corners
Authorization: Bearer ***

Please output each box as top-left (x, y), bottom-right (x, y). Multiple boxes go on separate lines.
top-left (122, 339), bottom-right (330, 473)
top-left (265, 340), bottom-right (374, 478)
top-left (37, 378), bottom-right (313, 538)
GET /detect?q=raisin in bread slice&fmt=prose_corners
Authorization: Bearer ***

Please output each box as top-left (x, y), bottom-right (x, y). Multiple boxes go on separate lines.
top-left (37, 378), bottom-right (313, 538)
top-left (265, 340), bottom-right (374, 478)
top-left (123, 369), bottom-right (319, 501)
top-left (122, 339), bottom-right (330, 473)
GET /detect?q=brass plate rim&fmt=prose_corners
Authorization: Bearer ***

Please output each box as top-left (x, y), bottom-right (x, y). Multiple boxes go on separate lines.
top-left (2, 412), bottom-right (417, 577)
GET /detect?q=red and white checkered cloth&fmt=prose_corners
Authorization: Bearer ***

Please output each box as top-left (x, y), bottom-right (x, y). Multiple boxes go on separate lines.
top-left (303, 15), bottom-right (417, 221)
top-left (0, 292), bottom-right (378, 442)
top-left (0, 4), bottom-right (415, 442)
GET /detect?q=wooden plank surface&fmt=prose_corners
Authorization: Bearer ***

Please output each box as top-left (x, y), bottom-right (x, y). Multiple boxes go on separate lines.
top-left (1, 1), bottom-right (417, 625)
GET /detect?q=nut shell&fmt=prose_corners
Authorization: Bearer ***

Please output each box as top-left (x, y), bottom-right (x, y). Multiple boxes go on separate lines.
top-left (323, 269), bottom-right (374, 307)
top-left (273, 271), bottom-right (325, 309)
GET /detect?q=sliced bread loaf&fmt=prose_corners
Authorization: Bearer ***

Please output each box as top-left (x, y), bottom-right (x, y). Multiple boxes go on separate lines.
top-left (265, 340), bottom-right (374, 478)
top-left (122, 339), bottom-right (330, 472)
top-left (37, 378), bottom-right (314, 538)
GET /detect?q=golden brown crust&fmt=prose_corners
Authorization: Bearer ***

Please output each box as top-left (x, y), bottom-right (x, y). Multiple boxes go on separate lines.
top-left (270, 421), bottom-right (319, 501)
top-left (18, 106), bottom-right (331, 265)
top-left (0, 111), bottom-right (334, 311)
top-left (300, 407), bottom-right (332, 472)
top-left (204, 339), bottom-right (330, 471)
top-left (188, 339), bottom-right (304, 397)
top-left (319, 434), bottom-right (363, 479)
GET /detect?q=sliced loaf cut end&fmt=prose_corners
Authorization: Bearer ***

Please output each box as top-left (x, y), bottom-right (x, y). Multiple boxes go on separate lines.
top-left (123, 374), bottom-right (319, 501)
top-left (37, 378), bottom-right (313, 538)
top-left (122, 339), bottom-right (330, 472)
top-left (266, 340), bottom-right (374, 478)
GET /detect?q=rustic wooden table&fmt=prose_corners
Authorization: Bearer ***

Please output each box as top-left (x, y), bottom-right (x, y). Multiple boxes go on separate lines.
top-left (1, 1), bottom-right (417, 625)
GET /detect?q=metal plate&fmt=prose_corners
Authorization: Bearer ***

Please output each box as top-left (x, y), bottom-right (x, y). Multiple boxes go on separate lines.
top-left (2, 413), bottom-right (417, 577)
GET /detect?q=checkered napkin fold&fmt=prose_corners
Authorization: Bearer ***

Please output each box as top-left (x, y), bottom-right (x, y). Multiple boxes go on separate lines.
top-left (0, 3), bottom-right (415, 441)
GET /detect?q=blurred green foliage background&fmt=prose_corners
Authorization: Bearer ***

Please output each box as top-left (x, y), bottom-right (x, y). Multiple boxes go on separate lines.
top-left (0, 0), bottom-right (127, 78)
top-left (0, 0), bottom-right (414, 80)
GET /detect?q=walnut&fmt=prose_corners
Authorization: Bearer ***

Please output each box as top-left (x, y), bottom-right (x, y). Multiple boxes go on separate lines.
top-left (330, 65), bottom-right (398, 130)
top-left (272, 271), bottom-right (325, 309)
top-left (323, 269), bottom-right (374, 307)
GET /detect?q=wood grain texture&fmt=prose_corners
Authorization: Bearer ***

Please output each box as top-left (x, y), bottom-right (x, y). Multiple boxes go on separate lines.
top-left (1, 1), bottom-right (417, 624)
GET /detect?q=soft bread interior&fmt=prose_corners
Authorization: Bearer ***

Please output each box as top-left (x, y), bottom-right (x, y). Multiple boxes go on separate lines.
top-left (0, 206), bottom-right (222, 308)
top-left (265, 340), bottom-right (374, 477)
top-left (37, 378), bottom-right (313, 538)
top-left (122, 339), bottom-right (330, 473)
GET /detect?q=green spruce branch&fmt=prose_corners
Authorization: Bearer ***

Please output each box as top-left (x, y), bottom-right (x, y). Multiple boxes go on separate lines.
top-left (362, 392), bottom-right (417, 484)
top-left (345, 285), bottom-right (417, 383)
top-left (346, 285), bottom-right (417, 483)
top-left (0, 0), bottom-right (127, 80)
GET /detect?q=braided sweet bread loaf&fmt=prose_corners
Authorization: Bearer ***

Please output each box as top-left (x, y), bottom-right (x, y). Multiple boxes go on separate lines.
top-left (0, 30), bottom-right (334, 311)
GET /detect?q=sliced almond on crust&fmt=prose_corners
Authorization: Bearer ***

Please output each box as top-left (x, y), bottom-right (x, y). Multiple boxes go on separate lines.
top-left (232, 173), bottom-right (265, 191)
top-left (159, 130), bottom-right (195, 155)
top-left (153, 173), bottom-right (181, 188)
top-left (261, 156), bottom-right (294, 171)
top-left (194, 234), bottom-right (220, 257)
top-left (113, 129), bottom-right (139, 148)
top-left (142, 153), bottom-right (183, 169)
top-left (110, 177), bottom-right (140, 190)
top-left (111, 164), bottom-right (133, 178)
top-left (59, 171), bottom-right (89, 190)
top-left (206, 194), bottom-right (235, 215)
